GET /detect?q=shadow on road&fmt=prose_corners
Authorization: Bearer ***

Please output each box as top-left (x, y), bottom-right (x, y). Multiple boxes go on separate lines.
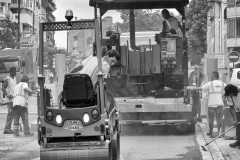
top-left (120, 125), bottom-right (193, 136)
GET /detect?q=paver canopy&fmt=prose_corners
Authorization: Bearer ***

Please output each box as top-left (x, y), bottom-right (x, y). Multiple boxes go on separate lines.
top-left (89, 0), bottom-right (189, 10)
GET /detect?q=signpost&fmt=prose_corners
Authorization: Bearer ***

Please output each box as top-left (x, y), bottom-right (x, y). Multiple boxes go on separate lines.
top-left (229, 51), bottom-right (240, 68)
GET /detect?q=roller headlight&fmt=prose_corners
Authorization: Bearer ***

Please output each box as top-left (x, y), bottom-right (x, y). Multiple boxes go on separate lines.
top-left (83, 113), bottom-right (90, 123)
top-left (56, 114), bottom-right (63, 124)
top-left (46, 111), bottom-right (53, 121)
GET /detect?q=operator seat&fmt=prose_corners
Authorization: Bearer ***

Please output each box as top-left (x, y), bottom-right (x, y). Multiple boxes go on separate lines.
top-left (62, 74), bottom-right (96, 107)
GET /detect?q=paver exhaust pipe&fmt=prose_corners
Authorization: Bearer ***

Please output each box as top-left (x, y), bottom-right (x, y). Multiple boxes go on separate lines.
top-left (129, 9), bottom-right (139, 50)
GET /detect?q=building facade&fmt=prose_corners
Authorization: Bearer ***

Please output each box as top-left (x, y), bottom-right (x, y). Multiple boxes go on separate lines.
top-left (67, 16), bottom-right (113, 59)
top-left (227, 0), bottom-right (240, 53)
top-left (0, 0), bottom-right (56, 48)
top-left (206, 0), bottom-right (240, 82)
top-left (206, 0), bottom-right (228, 82)
top-left (0, 0), bottom-right (12, 20)
top-left (206, 0), bottom-right (227, 67)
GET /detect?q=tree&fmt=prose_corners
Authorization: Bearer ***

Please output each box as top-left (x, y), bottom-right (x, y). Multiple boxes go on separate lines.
top-left (186, 0), bottom-right (208, 65)
top-left (44, 47), bottom-right (67, 71)
top-left (0, 16), bottom-right (18, 49)
top-left (117, 9), bottom-right (164, 32)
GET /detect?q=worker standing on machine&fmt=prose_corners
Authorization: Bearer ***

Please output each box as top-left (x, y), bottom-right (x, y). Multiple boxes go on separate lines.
top-left (161, 9), bottom-right (183, 37)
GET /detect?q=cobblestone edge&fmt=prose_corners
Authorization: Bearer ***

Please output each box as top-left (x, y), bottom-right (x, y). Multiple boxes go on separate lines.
top-left (195, 122), bottom-right (225, 160)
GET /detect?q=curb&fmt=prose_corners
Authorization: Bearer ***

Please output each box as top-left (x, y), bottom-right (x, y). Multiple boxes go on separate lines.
top-left (196, 122), bottom-right (225, 160)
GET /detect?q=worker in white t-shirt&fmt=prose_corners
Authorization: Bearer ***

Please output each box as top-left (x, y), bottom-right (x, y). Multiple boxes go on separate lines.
top-left (69, 49), bottom-right (120, 85)
top-left (161, 9), bottom-right (183, 37)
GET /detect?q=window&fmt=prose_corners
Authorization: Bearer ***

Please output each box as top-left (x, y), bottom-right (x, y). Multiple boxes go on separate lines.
top-left (227, 18), bottom-right (235, 38)
top-left (11, 0), bottom-right (18, 4)
top-left (237, 71), bottom-right (240, 79)
top-left (11, 8), bottom-right (18, 13)
top-left (228, 0), bottom-right (236, 7)
top-left (26, 0), bottom-right (29, 7)
top-left (211, 20), bottom-right (215, 38)
top-left (74, 36), bottom-right (78, 41)
top-left (236, 0), bottom-right (240, 6)
top-left (237, 18), bottom-right (240, 37)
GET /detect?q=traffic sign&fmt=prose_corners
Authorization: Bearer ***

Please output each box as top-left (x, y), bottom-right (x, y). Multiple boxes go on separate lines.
top-left (229, 51), bottom-right (240, 63)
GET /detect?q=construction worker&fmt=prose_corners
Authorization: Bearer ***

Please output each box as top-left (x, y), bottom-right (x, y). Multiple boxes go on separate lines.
top-left (69, 49), bottom-right (120, 85)
top-left (161, 9), bottom-right (183, 37)
top-left (2, 66), bottom-right (17, 134)
top-left (12, 76), bottom-right (35, 137)
top-left (194, 71), bottom-right (226, 137)
top-left (224, 84), bottom-right (240, 148)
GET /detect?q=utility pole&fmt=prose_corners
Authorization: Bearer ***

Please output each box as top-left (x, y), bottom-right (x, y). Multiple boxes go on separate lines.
top-left (17, 0), bottom-right (20, 49)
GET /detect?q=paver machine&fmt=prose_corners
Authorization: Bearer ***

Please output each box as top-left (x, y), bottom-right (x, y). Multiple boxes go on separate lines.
top-left (89, 0), bottom-right (198, 133)
top-left (37, 10), bottom-right (121, 160)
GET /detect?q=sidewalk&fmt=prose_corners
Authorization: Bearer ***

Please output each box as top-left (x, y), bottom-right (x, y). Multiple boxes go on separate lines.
top-left (196, 119), bottom-right (240, 160)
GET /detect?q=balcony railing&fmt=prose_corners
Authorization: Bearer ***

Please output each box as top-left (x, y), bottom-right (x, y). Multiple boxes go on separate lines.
top-left (41, 0), bottom-right (56, 11)
top-left (47, 1), bottom-right (56, 11)
top-left (47, 13), bottom-right (55, 22)
top-left (10, 3), bottom-right (24, 8)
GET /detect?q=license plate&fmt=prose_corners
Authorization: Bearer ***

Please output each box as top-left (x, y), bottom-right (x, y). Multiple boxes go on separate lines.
top-left (65, 120), bottom-right (82, 131)
top-left (65, 125), bottom-right (82, 131)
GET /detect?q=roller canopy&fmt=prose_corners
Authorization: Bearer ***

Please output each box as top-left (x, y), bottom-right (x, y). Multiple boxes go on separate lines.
top-left (89, 0), bottom-right (189, 10)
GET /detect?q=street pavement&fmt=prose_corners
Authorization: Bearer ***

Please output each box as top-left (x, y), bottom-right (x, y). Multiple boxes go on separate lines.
top-left (0, 85), bottom-right (240, 159)
top-left (196, 118), bottom-right (240, 160)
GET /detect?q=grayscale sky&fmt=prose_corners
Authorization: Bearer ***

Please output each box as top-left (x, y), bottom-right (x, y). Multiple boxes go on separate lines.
top-left (53, 0), bottom-right (122, 49)
top-left (53, 0), bottom-right (179, 49)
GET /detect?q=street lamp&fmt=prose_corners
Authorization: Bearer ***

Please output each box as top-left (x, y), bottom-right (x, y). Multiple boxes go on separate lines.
top-left (65, 10), bottom-right (73, 29)
top-left (65, 10), bottom-right (73, 53)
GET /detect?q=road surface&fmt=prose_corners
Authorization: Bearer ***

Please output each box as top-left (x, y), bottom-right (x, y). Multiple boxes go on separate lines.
top-left (0, 83), bottom-right (201, 160)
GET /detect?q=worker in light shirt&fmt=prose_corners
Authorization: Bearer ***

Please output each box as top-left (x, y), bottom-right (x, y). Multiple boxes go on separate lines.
top-left (69, 49), bottom-right (120, 86)
top-left (194, 71), bottom-right (226, 137)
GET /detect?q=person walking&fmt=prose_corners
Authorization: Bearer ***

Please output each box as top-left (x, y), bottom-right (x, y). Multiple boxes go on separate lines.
top-left (13, 76), bottom-right (35, 137)
top-left (194, 71), bottom-right (226, 137)
top-left (224, 84), bottom-right (240, 148)
top-left (2, 66), bottom-right (17, 134)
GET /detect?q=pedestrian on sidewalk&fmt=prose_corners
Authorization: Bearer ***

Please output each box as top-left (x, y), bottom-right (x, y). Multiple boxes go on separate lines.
top-left (224, 84), bottom-right (240, 148)
top-left (2, 66), bottom-right (17, 134)
top-left (194, 71), bottom-right (226, 137)
top-left (13, 76), bottom-right (35, 137)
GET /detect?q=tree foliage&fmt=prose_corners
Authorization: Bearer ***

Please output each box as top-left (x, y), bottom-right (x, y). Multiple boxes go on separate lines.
top-left (186, 0), bottom-right (208, 65)
top-left (114, 4), bottom-right (207, 65)
top-left (0, 16), bottom-right (18, 49)
top-left (44, 47), bottom-right (67, 71)
top-left (117, 9), bottom-right (164, 32)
